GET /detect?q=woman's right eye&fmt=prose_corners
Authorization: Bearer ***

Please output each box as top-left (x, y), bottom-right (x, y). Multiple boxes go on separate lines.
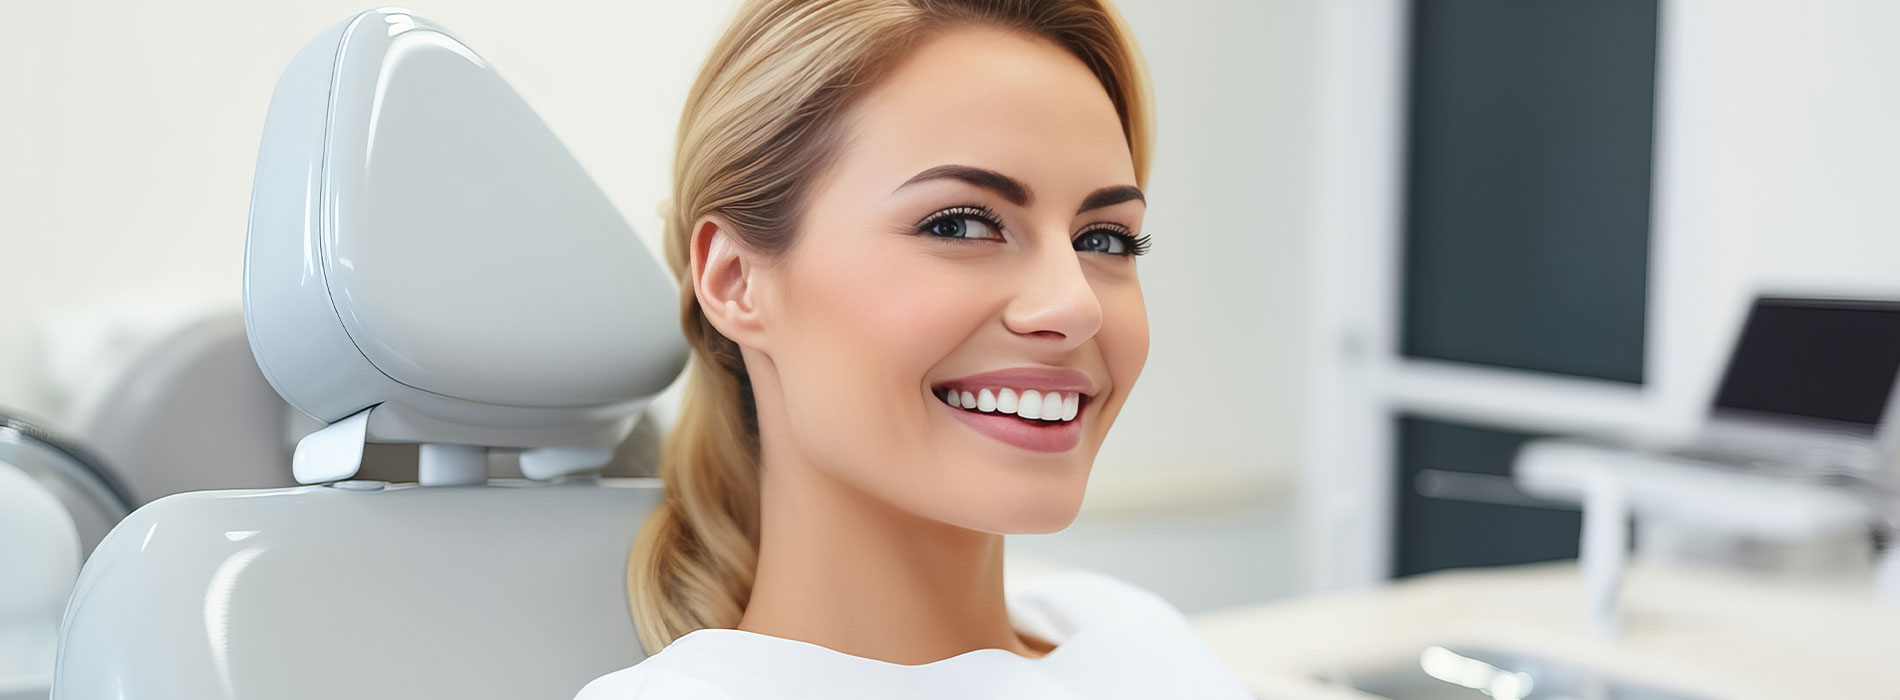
top-left (917, 206), bottom-right (1005, 243)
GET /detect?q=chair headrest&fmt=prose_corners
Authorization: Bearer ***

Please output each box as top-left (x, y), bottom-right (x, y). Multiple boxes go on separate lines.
top-left (243, 8), bottom-right (687, 484)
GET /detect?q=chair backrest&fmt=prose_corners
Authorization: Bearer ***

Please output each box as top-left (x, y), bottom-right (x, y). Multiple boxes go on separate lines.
top-left (53, 7), bottom-right (687, 698)
top-left (54, 479), bottom-right (662, 700)
top-left (79, 313), bottom-right (299, 504)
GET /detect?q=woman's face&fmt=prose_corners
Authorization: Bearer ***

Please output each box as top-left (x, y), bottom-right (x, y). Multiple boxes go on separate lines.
top-left (744, 26), bottom-right (1148, 534)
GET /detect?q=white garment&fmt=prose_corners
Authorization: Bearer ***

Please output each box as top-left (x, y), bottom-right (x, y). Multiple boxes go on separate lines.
top-left (574, 570), bottom-right (1255, 699)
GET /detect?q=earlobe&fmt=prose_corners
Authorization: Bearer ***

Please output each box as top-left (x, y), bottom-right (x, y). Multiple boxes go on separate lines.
top-left (690, 215), bottom-right (766, 346)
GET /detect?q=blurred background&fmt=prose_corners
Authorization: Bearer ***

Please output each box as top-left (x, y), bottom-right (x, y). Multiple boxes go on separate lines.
top-left (4, 1), bottom-right (1900, 696)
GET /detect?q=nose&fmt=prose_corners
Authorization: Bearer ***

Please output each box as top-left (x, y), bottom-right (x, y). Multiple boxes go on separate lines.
top-left (1002, 241), bottom-right (1103, 349)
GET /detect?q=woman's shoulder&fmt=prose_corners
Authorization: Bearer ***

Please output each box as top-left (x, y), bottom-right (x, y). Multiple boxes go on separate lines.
top-left (572, 660), bottom-right (737, 700)
top-left (1010, 570), bottom-right (1256, 698)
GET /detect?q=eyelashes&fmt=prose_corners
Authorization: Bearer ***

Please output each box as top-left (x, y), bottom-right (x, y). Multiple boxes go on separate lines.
top-left (916, 205), bottom-right (1006, 242)
top-left (913, 204), bottom-right (1150, 257)
top-left (1081, 221), bottom-right (1153, 257)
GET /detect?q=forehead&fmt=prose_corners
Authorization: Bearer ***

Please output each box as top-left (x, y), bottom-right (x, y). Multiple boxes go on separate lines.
top-left (833, 25), bottom-right (1136, 200)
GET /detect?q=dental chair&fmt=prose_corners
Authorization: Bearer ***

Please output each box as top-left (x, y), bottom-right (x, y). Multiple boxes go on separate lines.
top-left (0, 460), bottom-right (74, 700)
top-left (2, 411), bottom-right (130, 700)
top-left (77, 310), bottom-right (666, 505)
top-left (77, 312), bottom-right (301, 504)
top-left (52, 8), bottom-right (687, 699)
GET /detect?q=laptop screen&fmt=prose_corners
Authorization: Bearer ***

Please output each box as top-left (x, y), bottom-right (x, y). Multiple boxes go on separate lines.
top-left (1712, 297), bottom-right (1900, 430)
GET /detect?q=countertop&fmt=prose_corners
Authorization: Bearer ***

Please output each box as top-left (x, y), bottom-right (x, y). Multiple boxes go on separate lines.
top-left (1189, 560), bottom-right (1900, 699)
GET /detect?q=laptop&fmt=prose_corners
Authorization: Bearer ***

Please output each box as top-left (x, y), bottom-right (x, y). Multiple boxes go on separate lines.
top-left (1663, 295), bottom-right (1900, 475)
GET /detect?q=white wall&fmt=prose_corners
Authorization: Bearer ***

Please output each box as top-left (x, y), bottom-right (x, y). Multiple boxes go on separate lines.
top-left (0, 0), bottom-right (739, 417)
top-left (1687, 0), bottom-right (1900, 344)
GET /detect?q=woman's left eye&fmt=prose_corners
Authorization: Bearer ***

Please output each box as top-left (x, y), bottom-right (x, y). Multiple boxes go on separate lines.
top-left (1073, 228), bottom-right (1151, 257)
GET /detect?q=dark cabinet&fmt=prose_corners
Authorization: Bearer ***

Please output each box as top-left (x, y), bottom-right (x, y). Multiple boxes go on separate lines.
top-left (1400, 0), bottom-right (1658, 385)
top-left (1394, 415), bottom-right (1581, 577)
top-left (1393, 0), bottom-right (1658, 576)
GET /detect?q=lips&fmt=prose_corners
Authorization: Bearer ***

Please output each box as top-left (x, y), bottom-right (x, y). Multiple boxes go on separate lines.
top-left (929, 367), bottom-right (1099, 453)
top-left (936, 398), bottom-right (1084, 452)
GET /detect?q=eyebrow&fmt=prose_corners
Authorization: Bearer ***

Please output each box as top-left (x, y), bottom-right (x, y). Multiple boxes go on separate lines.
top-left (1078, 184), bottom-right (1145, 213)
top-left (894, 164), bottom-right (1145, 214)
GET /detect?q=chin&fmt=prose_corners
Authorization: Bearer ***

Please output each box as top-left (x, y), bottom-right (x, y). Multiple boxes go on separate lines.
top-left (1002, 508), bottom-right (1082, 536)
top-left (951, 477), bottom-right (1088, 535)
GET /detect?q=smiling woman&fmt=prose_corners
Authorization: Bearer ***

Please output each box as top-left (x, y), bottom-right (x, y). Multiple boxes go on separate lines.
top-left (577, 1), bottom-right (1252, 698)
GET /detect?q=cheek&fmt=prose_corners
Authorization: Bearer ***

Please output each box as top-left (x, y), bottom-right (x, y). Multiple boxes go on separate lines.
top-left (1109, 279), bottom-right (1150, 364)
top-left (1095, 279), bottom-right (1151, 428)
top-left (772, 244), bottom-right (977, 469)
top-left (766, 243), bottom-right (1147, 534)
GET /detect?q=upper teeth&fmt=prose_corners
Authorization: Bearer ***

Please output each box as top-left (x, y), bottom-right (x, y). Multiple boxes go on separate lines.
top-left (939, 387), bottom-right (1080, 422)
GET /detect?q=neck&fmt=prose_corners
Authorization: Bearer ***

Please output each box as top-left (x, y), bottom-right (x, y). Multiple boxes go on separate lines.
top-left (737, 442), bottom-right (1048, 665)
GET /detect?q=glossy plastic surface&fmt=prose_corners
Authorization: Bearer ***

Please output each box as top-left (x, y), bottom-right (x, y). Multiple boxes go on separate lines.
top-left (243, 7), bottom-right (686, 456)
top-left (0, 413), bottom-right (129, 558)
top-left (0, 413), bottom-right (126, 700)
top-left (52, 479), bottom-right (659, 700)
top-left (322, 12), bottom-right (681, 407)
top-left (0, 462), bottom-right (78, 700)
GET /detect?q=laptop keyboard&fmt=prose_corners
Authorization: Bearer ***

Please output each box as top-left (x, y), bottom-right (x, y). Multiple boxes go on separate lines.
top-left (1655, 442), bottom-right (1898, 498)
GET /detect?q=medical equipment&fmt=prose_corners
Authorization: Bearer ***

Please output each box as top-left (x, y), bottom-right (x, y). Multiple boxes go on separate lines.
top-left (0, 411), bottom-right (133, 559)
top-left (1, 411), bottom-right (132, 700)
top-left (77, 313), bottom-right (303, 504)
top-left (1517, 295), bottom-right (1900, 636)
top-left (72, 309), bottom-right (667, 501)
top-left (51, 8), bottom-right (688, 699)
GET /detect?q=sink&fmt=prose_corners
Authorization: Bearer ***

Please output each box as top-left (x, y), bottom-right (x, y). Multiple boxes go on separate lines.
top-left (1314, 645), bottom-right (1709, 700)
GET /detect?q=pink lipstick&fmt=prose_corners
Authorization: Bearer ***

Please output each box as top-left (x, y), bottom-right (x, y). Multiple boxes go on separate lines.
top-left (929, 368), bottom-right (1098, 453)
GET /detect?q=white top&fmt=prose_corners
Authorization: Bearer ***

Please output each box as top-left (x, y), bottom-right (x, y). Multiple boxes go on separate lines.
top-left (574, 571), bottom-right (1255, 699)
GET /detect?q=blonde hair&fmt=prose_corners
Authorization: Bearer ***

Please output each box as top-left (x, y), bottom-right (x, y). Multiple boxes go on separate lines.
top-left (628, 0), bottom-right (1155, 654)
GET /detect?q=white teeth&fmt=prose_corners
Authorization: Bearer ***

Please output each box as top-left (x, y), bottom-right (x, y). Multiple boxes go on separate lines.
top-left (939, 385), bottom-right (1083, 423)
top-left (1017, 390), bottom-right (1042, 419)
top-left (1041, 391), bottom-right (1063, 420)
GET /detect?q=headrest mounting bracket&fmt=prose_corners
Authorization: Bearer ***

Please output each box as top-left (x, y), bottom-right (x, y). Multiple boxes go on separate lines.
top-left (418, 443), bottom-right (487, 486)
top-left (293, 407), bottom-right (371, 485)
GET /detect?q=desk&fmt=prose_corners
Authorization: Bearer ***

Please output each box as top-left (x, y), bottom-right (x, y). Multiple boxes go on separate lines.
top-left (1189, 561), bottom-right (1900, 699)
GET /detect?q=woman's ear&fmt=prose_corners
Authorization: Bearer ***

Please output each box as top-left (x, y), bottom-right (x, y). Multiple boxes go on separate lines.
top-left (690, 214), bottom-right (768, 348)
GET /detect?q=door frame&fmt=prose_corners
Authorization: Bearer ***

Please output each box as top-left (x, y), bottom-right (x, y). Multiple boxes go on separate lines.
top-left (1297, 0), bottom-right (1713, 592)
